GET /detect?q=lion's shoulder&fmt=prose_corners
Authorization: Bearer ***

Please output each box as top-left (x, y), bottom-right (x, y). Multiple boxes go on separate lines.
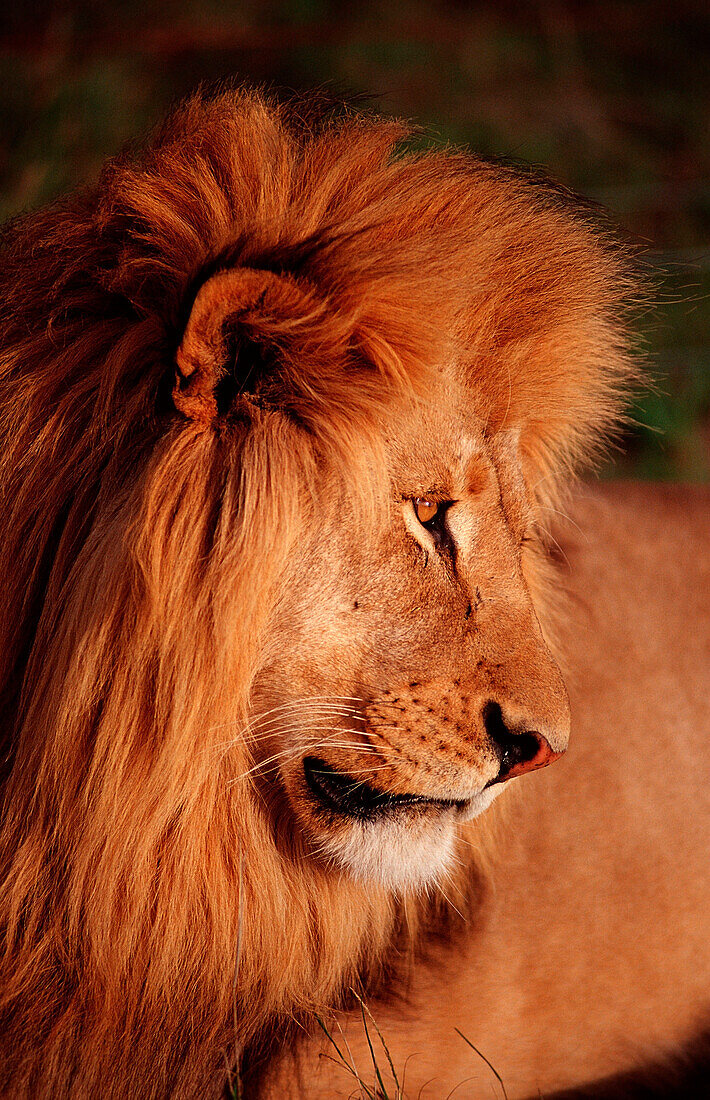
top-left (558, 479), bottom-right (710, 619)
top-left (552, 479), bottom-right (710, 782)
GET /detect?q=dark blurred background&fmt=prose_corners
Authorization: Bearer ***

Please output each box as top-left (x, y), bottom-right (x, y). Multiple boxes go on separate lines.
top-left (1, 0), bottom-right (709, 480)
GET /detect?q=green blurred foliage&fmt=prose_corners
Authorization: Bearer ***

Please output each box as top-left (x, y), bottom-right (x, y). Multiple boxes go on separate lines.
top-left (1, 0), bottom-right (708, 480)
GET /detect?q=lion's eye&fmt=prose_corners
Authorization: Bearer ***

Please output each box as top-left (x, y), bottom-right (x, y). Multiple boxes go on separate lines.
top-left (408, 497), bottom-right (455, 555)
top-left (413, 498), bottom-right (440, 526)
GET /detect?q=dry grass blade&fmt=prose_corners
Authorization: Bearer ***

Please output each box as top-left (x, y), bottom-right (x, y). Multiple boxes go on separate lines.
top-left (315, 1015), bottom-right (378, 1100)
top-left (351, 989), bottom-right (402, 1098)
top-left (357, 995), bottom-right (389, 1098)
top-left (225, 851), bottom-right (245, 1100)
top-left (454, 1027), bottom-right (508, 1100)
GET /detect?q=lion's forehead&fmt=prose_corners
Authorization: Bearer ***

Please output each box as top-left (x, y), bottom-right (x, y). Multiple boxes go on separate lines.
top-left (386, 398), bottom-right (490, 491)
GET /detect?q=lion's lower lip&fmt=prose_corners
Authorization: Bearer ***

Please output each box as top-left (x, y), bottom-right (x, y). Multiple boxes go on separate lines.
top-left (303, 756), bottom-right (468, 819)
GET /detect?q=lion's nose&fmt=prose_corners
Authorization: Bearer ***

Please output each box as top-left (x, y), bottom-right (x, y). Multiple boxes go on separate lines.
top-left (483, 701), bottom-right (564, 785)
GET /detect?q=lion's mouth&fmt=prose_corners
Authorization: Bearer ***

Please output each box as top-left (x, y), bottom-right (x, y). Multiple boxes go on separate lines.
top-left (303, 756), bottom-right (468, 819)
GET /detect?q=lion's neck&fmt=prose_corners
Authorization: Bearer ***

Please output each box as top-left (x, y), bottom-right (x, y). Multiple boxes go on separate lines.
top-left (236, 817), bottom-right (491, 1087)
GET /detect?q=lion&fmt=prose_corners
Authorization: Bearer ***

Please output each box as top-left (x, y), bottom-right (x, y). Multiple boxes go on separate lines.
top-left (0, 86), bottom-right (708, 1100)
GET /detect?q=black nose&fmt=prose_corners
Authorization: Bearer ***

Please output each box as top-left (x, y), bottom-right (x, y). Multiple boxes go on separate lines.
top-left (483, 702), bottom-right (561, 785)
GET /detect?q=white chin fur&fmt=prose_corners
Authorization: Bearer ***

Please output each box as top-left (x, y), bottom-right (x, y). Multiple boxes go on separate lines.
top-left (458, 783), bottom-right (503, 821)
top-left (319, 813), bottom-right (458, 891)
top-left (315, 785), bottom-right (503, 890)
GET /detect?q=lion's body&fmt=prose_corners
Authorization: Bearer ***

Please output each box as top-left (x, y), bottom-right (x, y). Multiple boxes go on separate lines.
top-left (260, 480), bottom-right (710, 1098)
top-left (0, 87), bottom-right (707, 1100)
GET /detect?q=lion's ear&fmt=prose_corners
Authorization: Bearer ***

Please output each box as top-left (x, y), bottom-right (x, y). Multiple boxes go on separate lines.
top-left (173, 267), bottom-right (318, 422)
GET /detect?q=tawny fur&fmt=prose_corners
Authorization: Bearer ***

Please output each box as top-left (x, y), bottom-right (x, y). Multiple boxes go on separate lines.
top-left (0, 86), bottom-right (663, 1099)
top-left (260, 481), bottom-right (710, 1098)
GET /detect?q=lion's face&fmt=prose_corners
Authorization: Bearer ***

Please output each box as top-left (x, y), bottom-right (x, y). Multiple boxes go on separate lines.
top-left (250, 386), bottom-right (570, 890)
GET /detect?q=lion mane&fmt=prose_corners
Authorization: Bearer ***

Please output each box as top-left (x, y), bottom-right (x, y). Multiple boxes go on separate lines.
top-left (0, 88), bottom-right (636, 1096)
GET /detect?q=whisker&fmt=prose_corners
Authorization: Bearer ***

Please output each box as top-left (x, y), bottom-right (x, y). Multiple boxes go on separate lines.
top-left (242, 706), bottom-right (360, 729)
top-left (205, 696), bottom-right (365, 739)
top-left (216, 711), bottom-right (363, 750)
top-left (216, 711), bottom-right (362, 747)
top-left (227, 729), bottom-right (381, 784)
top-left (246, 702), bottom-right (363, 728)
top-left (227, 746), bottom-right (311, 785)
top-left (531, 522), bottom-right (572, 569)
top-left (435, 879), bottom-right (466, 923)
top-left (211, 709), bottom-right (364, 755)
top-left (240, 723), bottom-right (367, 746)
top-left (540, 505), bottom-right (589, 542)
top-left (244, 708), bottom-right (363, 734)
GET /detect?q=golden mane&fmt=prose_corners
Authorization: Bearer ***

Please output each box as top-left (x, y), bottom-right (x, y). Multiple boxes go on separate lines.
top-left (0, 87), bottom-right (637, 1095)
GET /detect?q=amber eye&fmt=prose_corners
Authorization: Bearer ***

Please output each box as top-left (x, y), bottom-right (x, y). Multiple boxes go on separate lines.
top-left (413, 498), bottom-right (440, 525)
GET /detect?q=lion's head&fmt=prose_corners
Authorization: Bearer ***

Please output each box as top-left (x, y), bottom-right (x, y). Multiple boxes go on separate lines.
top-left (0, 88), bottom-right (636, 1095)
top-left (228, 360), bottom-right (571, 891)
